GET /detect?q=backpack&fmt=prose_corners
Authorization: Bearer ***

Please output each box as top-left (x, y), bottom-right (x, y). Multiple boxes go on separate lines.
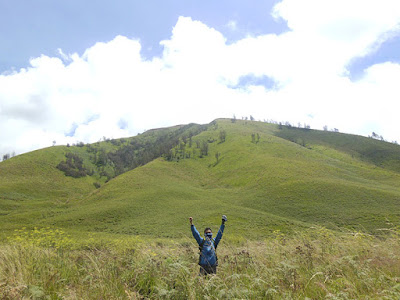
top-left (198, 239), bottom-right (218, 265)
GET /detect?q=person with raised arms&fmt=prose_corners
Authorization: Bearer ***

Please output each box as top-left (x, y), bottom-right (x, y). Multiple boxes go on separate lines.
top-left (189, 215), bottom-right (227, 275)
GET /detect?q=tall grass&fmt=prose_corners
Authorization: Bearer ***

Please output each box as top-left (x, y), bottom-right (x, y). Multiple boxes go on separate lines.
top-left (1, 227), bottom-right (399, 299)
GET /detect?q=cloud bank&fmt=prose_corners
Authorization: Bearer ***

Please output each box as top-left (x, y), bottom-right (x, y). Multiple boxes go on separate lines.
top-left (1, 0), bottom-right (400, 156)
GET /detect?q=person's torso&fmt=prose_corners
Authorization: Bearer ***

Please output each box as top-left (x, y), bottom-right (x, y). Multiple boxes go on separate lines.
top-left (200, 238), bottom-right (217, 266)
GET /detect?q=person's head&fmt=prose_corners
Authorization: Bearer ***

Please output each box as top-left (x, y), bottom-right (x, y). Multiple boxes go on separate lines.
top-left (204, 227), bottom-right (212, 239)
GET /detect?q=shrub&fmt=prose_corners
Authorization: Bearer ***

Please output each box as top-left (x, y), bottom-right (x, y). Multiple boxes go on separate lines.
top-left (57, 153), bottom-right (88, 178)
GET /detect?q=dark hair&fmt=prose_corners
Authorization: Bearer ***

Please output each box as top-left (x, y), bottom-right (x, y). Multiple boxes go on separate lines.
top-left (204, 227), bottom-right (212, 233)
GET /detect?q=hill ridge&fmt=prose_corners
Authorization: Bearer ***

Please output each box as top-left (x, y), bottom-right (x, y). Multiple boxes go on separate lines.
top-left (1, 119), bottom-right (400, 238)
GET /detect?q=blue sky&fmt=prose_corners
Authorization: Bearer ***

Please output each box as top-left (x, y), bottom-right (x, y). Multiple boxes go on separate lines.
top-left (2, 0), bottom-right (399, 76)
top-left (0, 0), bottom-right (287, 71)
top-left (348, 36), bottom-right (400, 79)
top-left (1, 0), bottom-right (400, 156)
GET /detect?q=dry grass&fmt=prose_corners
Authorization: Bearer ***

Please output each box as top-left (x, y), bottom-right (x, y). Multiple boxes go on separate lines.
top-left (1, 227), bottom-right (400, 299)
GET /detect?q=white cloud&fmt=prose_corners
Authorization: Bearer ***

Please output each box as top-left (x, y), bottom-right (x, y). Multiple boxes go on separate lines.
top-left (1, 0), bottom-right (400, 157)
top-left (272, 0), bottom-right (400, 71)
top-left (226, 20), bottom-right (238, 31)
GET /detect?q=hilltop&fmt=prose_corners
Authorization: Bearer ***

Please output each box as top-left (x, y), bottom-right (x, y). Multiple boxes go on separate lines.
top-left (1, 119), bottom-right (400, 238)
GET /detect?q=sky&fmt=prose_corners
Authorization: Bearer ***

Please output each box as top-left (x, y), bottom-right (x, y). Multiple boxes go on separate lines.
top-left (1, 0), bottom-right (400, 157)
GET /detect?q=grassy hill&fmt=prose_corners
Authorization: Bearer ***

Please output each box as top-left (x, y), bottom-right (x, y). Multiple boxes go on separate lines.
top-left (2, 119), bottom-right (400, 299)
top-left (1, 119), bottom-right (400, 239)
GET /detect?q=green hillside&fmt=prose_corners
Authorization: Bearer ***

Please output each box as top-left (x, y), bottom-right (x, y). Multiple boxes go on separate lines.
top-left (0, 123), bottom-right (206, 233)
top-left (1, 119), bottom-right (400, 238)
top-left (0, 146), bottom-right (98, 231)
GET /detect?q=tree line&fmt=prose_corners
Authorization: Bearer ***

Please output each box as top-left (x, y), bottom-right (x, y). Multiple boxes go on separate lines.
top-left (1, 151), bottom-right (16, 162)
top-left (57, 123), bottom-right (209, 180)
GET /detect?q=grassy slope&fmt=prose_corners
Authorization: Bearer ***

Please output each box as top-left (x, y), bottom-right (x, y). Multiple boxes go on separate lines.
top-left (0, 146), bottom-right (99, 231)
top-left (0, 123), bottom-right (204, 231)
top-left (1, 119), bottom-right (400, 238)
top-left (276, 125), bottom-right (400, 172)
top-left (42, 119), bottom-right (400, 238)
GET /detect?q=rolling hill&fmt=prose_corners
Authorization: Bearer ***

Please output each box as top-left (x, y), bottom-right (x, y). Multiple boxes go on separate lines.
top-left (1, 119), bottom-right (400, 239)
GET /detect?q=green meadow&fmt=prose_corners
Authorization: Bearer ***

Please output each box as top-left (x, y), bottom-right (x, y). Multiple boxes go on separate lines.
top-left (2, 227), bottom-right (400, 299)
top-left (1, 119), bottom-right (400, 298)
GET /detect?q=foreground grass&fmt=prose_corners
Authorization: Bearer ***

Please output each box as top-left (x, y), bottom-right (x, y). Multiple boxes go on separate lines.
top-left (1, 228), bottom-right (400, 299)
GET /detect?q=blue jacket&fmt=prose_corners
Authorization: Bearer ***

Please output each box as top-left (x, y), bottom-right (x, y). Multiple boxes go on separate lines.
top-left (191, 224), bottom-right (225, 266)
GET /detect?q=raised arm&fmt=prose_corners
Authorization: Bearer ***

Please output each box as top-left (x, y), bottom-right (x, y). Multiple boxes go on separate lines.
top-left (214, 215), bottom-right (227, 248)
top-left (189, 217), bottom-right (203, 245)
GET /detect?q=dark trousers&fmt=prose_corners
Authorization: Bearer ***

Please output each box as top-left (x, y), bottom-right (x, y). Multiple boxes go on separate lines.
top-left (199, 265), bottom-right (217, 275)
